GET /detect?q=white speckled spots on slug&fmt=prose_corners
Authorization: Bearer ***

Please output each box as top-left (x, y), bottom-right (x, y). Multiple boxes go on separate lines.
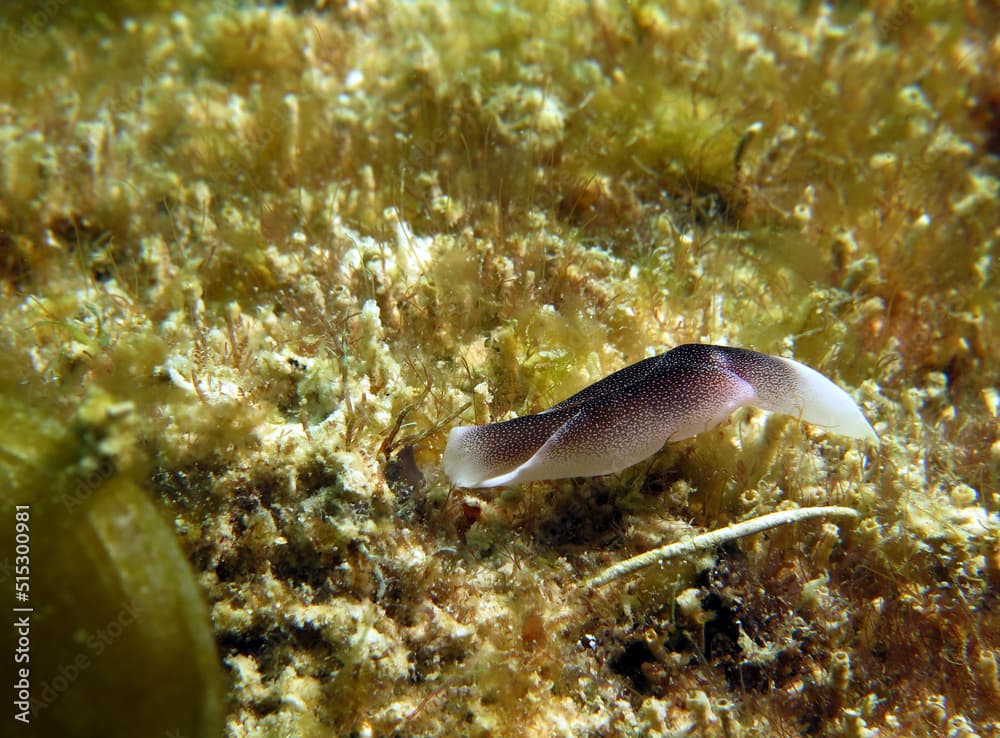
top-left (444, 344), bottom-right (877, 487)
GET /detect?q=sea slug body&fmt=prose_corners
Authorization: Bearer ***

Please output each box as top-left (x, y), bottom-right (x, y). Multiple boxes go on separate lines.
top-left (444, 344), bottom-right (877, 488)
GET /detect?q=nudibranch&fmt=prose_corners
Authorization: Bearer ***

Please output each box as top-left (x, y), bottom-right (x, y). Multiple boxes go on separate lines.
top-left (444, 344), bottom-right (877, 488)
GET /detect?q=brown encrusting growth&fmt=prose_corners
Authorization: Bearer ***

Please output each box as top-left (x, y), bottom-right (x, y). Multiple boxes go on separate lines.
top-left (0, 0), bottom-right (998, 736)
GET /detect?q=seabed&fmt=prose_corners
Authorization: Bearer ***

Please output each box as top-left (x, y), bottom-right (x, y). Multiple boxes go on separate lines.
top-left (0, 1), bottom-right (998, 736)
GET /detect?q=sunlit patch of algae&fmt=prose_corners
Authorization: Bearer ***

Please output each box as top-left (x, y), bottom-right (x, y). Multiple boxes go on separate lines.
top-left (1, 0), bottom-right (999, 735)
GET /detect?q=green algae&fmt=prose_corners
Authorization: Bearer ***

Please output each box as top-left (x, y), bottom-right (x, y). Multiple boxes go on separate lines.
top-left (1, 0), bottom-right (999, 736)
top-left (0, 363), bottom-right (224, 737)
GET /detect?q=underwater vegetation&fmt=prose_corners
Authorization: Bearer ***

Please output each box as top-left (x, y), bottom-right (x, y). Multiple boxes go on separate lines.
top-left (0, 353), bottom-right (225, 737)
top-left (0, 0), bottom-right (998, 736)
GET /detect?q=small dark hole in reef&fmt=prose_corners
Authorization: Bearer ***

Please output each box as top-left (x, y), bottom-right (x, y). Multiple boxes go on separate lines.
top-left (214, 556), bottom-right (246, 582)
top-left (48, 213), bottom-right (103, 250)
top-left (610, 640), bottom-right (656, 694)
top-left (0, 230), bottom-right (31, 289)
top-left (700, 591), bottom-right (742, 662)
top-left (662, 626), bottom-right (695, 656)
top-left (270, 547), bottom-right (344, 591)
top-left (381, 577), bottom-right (416, 628)
top-left (216, 626), bottom-right (278, 662)
top-left (231, 489), bottom-right (262, 520)
top-left (384, 445), bottom-right (426, 518)
top-left (296, 461), bottom-right (341, 493)
top-left (535, 482), bottom-right (624, 547)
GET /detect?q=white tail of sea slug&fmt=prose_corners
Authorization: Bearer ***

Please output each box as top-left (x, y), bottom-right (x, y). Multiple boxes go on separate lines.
top-left (443, 344), bottom-right (877, 488)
